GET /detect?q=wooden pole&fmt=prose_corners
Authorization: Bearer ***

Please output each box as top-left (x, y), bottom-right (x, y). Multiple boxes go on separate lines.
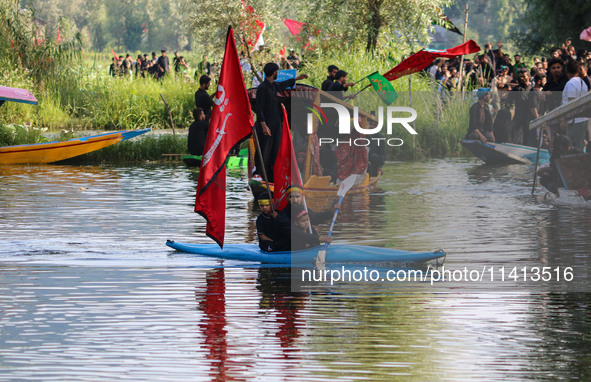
top-left (251, 127), bottom-right (275, 213)
top-left (458, 4), bottom-right (469, 97)
top-left (409, 74), bottom-right (415, 151)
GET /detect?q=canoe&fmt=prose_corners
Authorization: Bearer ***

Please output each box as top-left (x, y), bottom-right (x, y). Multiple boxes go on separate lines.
top-left (166, 240), bottom-right (446, 265)
top-left (461, 139), bottom-right (549, 165)
top-left (182, 148), bottom-right (249, 169)
top-left (0, 86), bottom-right (38, 106)
top-left (0, 129), bottom-right (150, 165)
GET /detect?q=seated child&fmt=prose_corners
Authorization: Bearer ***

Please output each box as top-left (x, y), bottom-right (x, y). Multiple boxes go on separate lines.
top-left (291, 205), bottom-right (331, 251)
top-left (256, 192), bottom-right (277, 252)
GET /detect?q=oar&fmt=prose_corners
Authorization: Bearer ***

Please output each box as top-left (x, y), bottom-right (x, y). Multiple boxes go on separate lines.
top-left (314, 174), bottom-right (363, 267)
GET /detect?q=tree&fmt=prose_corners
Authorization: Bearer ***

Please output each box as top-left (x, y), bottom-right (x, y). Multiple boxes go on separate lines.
top-left (0, 0), bottom-right (83, 82)
top-left (509, 0), bottom-right (591, 55)
top-left (296, 0), bottom-right (452, 53)
top-left (182, 0), bottom-right (286, 79)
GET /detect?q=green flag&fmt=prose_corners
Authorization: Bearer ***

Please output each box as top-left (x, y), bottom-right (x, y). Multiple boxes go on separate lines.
top-left (367, 72), bottom-right (398, 105)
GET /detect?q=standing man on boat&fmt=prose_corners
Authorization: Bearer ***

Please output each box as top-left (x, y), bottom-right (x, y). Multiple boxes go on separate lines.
top-left (465, 88), bottom-right (494, 143)
top-left (509, 68), bottom-right (532, 145)
top-left (195, 75), bottom-right (214, 121)
top-left (542, 57), bottom-right (568, 112)
top-left (187, 107), bottom-right (209, 156)
top-left (254, 62), bottom-right (308, 182)
top-left (321, 65), bottom-right (339, 91)
top-left (327, 70), bottom-right (356, 100)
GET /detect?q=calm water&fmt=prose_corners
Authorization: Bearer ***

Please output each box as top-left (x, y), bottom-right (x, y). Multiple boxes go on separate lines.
top-left (1, 160), bottom-right (590, 381)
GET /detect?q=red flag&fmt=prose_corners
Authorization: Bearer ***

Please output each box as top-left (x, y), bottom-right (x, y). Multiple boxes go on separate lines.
top-left (283, 18), bottom-right (305, 36)
top-left (111, 49), bottom-right (119, 60)
top-left (195, 26), bottom-right (254, 247)
top-left (383, 40), bottom-right (480, 81)
top-left (273, 105), bottom-right (303, 212)
top-left (57, 29), bottom-right (61, 43)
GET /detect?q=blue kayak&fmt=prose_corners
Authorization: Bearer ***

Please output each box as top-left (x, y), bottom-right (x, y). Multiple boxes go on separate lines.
top-left (166, 240), bottom-right (445, 265)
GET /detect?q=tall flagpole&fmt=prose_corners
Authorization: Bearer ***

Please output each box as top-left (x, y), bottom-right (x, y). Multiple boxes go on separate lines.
top-left (251, 128), bottom-right (275, 213)
top-left (458, 4), bottom-right (469, 97)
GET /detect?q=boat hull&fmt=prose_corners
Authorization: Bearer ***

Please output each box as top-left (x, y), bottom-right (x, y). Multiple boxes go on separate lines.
top-left (461, 139), bottom-right (549, 165)
top-left (249, 172), bottom-right (380, 199)
top-left (166, 240), bottom-right (445, 265)
top-left (0, 128), bottom-right (150, 165)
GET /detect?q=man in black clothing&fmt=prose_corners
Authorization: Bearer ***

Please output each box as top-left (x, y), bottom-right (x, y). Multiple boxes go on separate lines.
top-left (321, 65), bottom-right (339, 91)
top-left (254, 62), bottom-right (308, 181)
top-left (509, 69), bottom-right (533, 145)
top-left (156, 49), bottom-right (169, 79)
top-left (273, 185), bottom-right (335, 252)
top-left (542, 57), bottom-right (568, 112)
top-left (255, 192), bottom-right (277, 252)
top-left (465, 89), bottom-right (494, 142)
top-left (327, 70), bottom-right (356, 99)
top-left (195, 75), bottom-right (214, 121)
top-left (187, 108), bottom-right (209, 156)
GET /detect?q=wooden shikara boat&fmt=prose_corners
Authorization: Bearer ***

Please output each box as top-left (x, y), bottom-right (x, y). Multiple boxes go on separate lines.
top-left (0, 86), bottom-right (150, 164)
top-left (0, 129), bottom-right (151, 165)
top-left (461, 139), bottom-right (550, 165)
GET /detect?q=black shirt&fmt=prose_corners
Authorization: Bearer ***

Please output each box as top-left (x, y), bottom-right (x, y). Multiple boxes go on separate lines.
top-left (256, 213), bottom-right (275, 239)
top-left (255, 78), bottom-right (296, 132)
top-left (467, 102), bottom-right (493, 134)
top-left (273, 204), bottom-right (333, 251)
top-left (195, 89), bottom-right (214, 120)
top-left (327, 81), bottom-right (347, 99)
top-left (321, 76), bottom-right (334, 91)
top-left (187, 119), bottom-right (209, 156)
top-left (542, 75), bottom-right (568, 111)
top-left (510, 84), bottom-right (532, 124)
top-left (157, 55), bottom-right (169, 75)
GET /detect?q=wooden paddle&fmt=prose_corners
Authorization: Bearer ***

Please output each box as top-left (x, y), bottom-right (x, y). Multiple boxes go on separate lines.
top-left (314, 174), bottom-right (364, 267)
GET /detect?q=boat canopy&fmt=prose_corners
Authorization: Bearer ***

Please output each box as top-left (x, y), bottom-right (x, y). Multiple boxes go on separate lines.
top-left (0, 86), bottom-right (38, 108)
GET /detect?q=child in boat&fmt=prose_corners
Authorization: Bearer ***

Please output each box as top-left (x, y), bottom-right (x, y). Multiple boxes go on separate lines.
top-left (274, 185), bottom-right (336, 251)
top-left (256, 192), bottom-right (277, 252)
top-left (291, 205), bottom-right (331, 251)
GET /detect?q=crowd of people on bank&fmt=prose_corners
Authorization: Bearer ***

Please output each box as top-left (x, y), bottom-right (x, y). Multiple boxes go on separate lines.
top-left (108, 50), bottom-right (223, 81)
top-left (431, 39), bottom-right (590, 152)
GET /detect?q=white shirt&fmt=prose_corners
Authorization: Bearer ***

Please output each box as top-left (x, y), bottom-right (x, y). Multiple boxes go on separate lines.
top-left (562, 76), bottom-right (589, 123)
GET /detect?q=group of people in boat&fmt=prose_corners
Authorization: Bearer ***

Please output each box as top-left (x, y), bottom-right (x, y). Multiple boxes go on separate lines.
top-left (256, 186), bottom-right (337, 252)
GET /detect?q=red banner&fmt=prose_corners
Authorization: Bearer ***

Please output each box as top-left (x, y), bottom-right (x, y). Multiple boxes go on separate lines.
top-left (283, 18), bottom-right (305, 36)
top-left (273, 105), bottom-right (303, 212)
top-left (383, 40), bottom-right (480, 81)
top-left (195, 26), bottom-right (254, 247)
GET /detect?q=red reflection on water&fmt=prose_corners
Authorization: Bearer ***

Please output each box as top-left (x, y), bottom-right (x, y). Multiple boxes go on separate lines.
top-left (196, 268), bottom-right (234, 382)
